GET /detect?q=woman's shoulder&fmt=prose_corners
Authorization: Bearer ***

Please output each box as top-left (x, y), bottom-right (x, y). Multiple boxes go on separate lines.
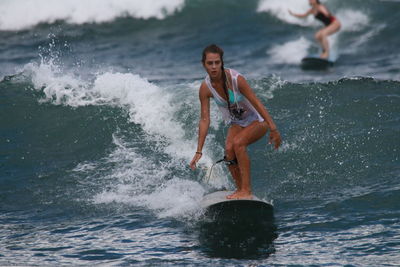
top-left (199, 81), bottom-right (212, 97)
top-left (318, 4), bottom-right (330, 14)
top-left (200, 80), bottom-right (208, 89)
top-left (227, 68), bottom-right (242, 79)
top-left (304, 6), bottom-right (316, 15)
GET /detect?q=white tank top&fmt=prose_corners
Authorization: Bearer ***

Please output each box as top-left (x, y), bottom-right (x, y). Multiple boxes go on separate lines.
top-left (205, 69), bottom-right (264, 127)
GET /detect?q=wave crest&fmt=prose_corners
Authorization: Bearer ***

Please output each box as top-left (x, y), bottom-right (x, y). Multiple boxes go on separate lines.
top-left (0, 0), bottom-right (184, 31)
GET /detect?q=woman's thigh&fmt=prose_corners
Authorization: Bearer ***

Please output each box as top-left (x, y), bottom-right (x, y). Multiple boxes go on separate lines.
top-left (321, 21), bottom-right (341, 36)
top-left (226, 121), bottom-right (268, 153)
top-left (233, 121), bottom-right (268, 147)
top-left (225, 124), bottom-right (243, 157)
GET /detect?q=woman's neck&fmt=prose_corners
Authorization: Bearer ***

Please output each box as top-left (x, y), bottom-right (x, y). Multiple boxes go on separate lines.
top-left (210, 72), bottom-right (223, 83)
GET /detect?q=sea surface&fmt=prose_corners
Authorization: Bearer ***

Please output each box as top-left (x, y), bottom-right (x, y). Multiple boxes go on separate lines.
top-left (1, 0), bottom-right (399, 266)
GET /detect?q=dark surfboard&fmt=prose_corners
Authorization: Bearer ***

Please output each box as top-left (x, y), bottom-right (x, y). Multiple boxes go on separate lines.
top-left (198, 191), bottom-right (276, 258)
top-left (301, 56), bottom-right (334, 70)
top-left (200, 190), bottom-right (274, 221)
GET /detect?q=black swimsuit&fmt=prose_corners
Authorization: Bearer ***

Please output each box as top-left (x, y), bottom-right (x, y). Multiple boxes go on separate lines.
top-left (315, 12), bottom-right (334, 26)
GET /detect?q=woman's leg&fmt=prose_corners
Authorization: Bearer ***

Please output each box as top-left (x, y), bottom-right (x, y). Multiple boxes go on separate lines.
top-left (315, 20), bottom-right (341, 58)
top-left (225, 124), bottom-right (243, 192)
top-left (225, 121), bottom-right (268, 199)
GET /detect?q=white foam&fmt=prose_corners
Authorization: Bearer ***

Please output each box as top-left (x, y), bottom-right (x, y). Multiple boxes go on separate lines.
top-left (133, 179), bottom-right (206, 219)
top-left (90, 135), bottom-right (207, 220)
top-left (0, 0), bottom-right (184, 31)
top-left (94, 178), bottom-right (206, 219)
top-left (336, 9), bottom-right (369, 32)
top-left (25, 58), bottom-right (213, 162)
top-left (268, 37), bottom-right (312, 64)
top-left (25, 58), bottom-right (231, 219)
top-left (92, 72), bottom-right (204, 163)
top-left (23, 62), bottom-right (97, 106)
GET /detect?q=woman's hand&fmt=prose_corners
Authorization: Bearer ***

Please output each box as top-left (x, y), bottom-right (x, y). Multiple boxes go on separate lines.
top-left (190, 152), bottom-right (202, 170)
top-left (269, 130), bottom-right (282, 150)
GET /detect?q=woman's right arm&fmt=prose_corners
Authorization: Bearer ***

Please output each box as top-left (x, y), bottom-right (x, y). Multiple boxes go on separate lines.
top-left (289, 8), bottom-right (313, 18)
top-left (190, 82), bottom-right (211, 170)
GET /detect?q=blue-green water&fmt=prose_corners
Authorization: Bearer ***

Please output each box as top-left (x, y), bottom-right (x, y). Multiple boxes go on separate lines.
top-left (1, 0), bottom-right (399, 266)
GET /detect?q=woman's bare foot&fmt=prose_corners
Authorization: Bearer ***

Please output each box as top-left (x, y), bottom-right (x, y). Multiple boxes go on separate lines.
top-left (226, 190), bottom-right (238, 198)
top-left (226, 190), bottom-right (253, 200)
top-left (320, 51), bottom-right (329, 59)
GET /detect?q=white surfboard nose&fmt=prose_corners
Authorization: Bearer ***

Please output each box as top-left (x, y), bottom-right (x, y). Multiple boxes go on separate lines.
top-left (200, 190), bottom-right (272, 209)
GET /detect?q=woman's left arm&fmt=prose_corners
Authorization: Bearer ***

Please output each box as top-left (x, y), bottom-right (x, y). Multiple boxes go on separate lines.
top-left (238, 75), bottom-right (282, 149)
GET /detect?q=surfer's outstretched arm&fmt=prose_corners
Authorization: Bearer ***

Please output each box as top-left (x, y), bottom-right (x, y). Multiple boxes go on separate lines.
top-left (190, 82), bottom-right (211, 170)
top-left (289, 8), bottom-right (313, 18)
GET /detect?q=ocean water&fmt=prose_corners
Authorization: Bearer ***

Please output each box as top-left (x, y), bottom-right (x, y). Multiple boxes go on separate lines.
top-left (1, 0), bottom-right (399, 266)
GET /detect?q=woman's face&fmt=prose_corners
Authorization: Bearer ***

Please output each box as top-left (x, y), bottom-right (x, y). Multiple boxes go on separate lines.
top-left (203, 52), bottom-right (222, 80)
top-left (309, 0), bottom-right (317, 6)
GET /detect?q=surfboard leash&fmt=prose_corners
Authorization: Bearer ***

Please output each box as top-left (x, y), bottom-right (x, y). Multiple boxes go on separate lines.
top-left (205, 158), bottom-right (225, 183)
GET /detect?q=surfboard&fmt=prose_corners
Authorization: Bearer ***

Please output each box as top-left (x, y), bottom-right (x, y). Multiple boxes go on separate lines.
top-left (301, 56), bottom-right (334, 70)
top-left (200, 190), bottom-right (274, 220)
top-left (198, 191), bottom-right (276, 258)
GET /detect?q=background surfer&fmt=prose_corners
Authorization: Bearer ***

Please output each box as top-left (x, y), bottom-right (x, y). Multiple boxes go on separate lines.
top-left (289, 0), bottom-right (341, 59)
top-left (189, 44), bottom-right (281, 200)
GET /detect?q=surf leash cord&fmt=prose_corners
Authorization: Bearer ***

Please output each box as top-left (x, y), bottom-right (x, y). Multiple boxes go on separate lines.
top-left (205, 156), bottom-right (237, 182)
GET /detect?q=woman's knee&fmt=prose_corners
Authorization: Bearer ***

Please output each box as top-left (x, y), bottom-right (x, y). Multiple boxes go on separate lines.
top-left (225, 142), bottom-right (235, 159)
top-left (232, 136), bottom-right (246, 153)
top-left (225, 138), bottom-right (246, 159)
top-left (315, 31), bottom-right (323, 41)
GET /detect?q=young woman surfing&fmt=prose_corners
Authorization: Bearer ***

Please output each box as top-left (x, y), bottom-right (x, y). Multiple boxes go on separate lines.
top-left (189, 44), bottom-right (281, 200)
top-left (289, 0), bottom-right (341, 59)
